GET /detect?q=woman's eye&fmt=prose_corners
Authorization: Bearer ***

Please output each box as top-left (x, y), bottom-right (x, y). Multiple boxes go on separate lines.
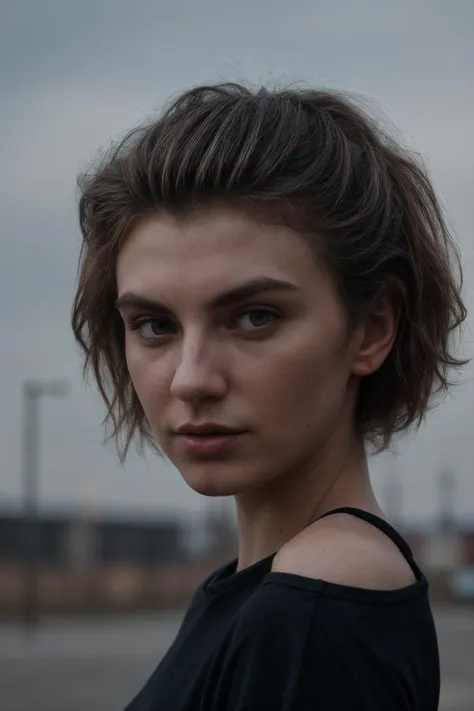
top-left (236, 309), bottom-right (279, 330)
top-left (132, 317), bottom-right (173, 342)
top-left (128, 310), bottom-right (279, 344)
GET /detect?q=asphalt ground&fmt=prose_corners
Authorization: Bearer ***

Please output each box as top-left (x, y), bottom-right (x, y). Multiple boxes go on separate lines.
top-left (1, 605), bottom-right (473, 710)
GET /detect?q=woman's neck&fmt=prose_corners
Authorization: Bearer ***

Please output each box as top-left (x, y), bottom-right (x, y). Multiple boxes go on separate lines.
top-left (233, 436), bottom-right (382, 571)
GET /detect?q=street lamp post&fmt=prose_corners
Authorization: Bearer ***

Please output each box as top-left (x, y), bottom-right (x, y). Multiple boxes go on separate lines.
top-left (21, 378), bottom-right (70, 631)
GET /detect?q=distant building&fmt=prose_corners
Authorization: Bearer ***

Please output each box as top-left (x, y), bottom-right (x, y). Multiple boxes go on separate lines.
top-left (0, 508), bottom-right (238, 615)
top-left (0, 510), bottom-right (187, 566)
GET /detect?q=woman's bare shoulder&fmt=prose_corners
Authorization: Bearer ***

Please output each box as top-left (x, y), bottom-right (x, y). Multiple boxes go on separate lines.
top-left (271, 513), bottom-right (417, 591)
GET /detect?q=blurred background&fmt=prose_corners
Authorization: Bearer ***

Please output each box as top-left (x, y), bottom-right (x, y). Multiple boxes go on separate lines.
top-left (1, 1), bottom-right (473, 709)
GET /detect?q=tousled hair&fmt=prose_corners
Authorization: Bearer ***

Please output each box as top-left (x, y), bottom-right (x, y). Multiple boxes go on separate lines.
top-left (72, 82), bottom-right (467, 460)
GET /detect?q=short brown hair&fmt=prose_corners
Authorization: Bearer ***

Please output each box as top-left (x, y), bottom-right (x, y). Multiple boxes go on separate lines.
top-left (72, 82), bottom-right (467, 460)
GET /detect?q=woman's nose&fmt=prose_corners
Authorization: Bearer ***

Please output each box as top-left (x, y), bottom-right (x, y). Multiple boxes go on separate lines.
top-left (169, 340), bottom-right (228, 404)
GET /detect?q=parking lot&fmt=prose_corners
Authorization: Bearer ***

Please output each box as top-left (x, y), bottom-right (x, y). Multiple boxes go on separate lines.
top-left (1, 605), bottom-right (473, 710)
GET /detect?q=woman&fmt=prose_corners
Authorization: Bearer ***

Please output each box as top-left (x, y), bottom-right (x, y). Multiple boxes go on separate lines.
top-left (72, 83), bottom-right (467, 710)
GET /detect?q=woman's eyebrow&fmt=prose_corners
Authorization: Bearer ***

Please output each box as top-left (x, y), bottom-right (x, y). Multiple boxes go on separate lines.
top-left (115, 277), bottom-right (300, 313)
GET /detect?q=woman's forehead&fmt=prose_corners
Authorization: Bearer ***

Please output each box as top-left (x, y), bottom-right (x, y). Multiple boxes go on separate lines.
top-left (116, 208), bottom-right (327, 300)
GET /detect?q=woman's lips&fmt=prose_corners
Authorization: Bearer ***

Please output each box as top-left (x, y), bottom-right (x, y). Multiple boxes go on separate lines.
top-left (176, 432), bottom-right (247, 457)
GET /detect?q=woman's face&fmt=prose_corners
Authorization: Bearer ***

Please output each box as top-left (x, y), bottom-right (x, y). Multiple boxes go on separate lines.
top-left (116, 207), bottom-right (365, 496)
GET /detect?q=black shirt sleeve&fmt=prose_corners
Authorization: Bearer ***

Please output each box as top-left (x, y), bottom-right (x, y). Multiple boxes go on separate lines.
top-left (203, 574), bottom-right (432, 711)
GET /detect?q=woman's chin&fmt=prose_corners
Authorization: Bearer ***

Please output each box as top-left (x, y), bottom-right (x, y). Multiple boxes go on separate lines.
top-left (178, 464), bottom-right (255, 498)
top-left (185, 475), bottom-right (243, 498)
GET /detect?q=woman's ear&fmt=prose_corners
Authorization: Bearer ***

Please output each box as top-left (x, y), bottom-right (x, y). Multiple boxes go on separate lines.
top-left (351, 300), bottom-right (399, 376)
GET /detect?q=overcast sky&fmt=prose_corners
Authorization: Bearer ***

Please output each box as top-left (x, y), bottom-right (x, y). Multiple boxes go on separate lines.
top-left (1, 0), bottom-right (473, 523)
